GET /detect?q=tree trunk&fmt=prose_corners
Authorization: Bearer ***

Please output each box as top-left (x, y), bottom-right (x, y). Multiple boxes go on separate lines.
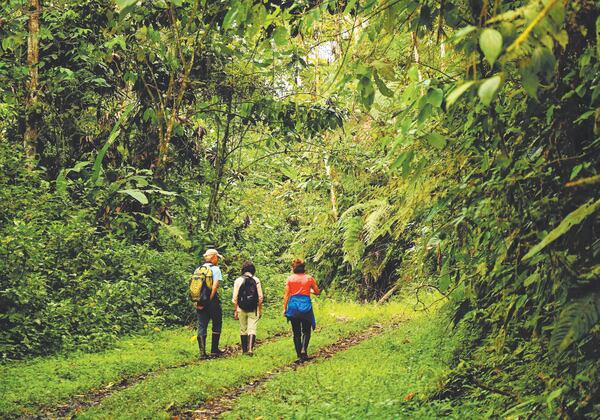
top-left (24, 0), bottom-right (40, 164)
top-left (205, 95), bottom-right (233, 231)
top-left (324, 156), bottom-right (338, 220)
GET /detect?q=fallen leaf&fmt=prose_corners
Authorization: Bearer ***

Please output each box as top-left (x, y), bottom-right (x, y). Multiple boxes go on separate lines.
top-left (404, 392), bottom-right (416, 401)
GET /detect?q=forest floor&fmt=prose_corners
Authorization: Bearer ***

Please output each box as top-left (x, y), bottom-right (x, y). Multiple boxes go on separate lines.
top-left (1, 300), bottom-right (503, 419)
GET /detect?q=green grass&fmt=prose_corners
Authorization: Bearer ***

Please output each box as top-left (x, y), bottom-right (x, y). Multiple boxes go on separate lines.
top-left (78, 301), bottom-right (408, 419)
top-left (0, 315), bottom-right (287, 417)
top-left (226, 309), bottom-right (494, 419)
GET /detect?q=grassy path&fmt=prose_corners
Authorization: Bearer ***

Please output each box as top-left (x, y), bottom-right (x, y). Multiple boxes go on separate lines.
top-left (174, 319), bottom-right (407, 419)
top-left (0, 317), bottom-right (288, 417)
top-left (0, 301), bottom-right (408, 418)
top-left (224, 309), bottom-right (492, 419)
top-left (77, 303), bottom-right (406, 419)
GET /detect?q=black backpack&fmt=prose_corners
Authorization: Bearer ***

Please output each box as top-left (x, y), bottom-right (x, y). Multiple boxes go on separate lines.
top-left (238, 275), bottom-right (259, 311)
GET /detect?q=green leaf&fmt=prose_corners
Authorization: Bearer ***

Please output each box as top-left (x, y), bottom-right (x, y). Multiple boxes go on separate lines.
top-left (143, 107), bottom-right (156, 123)
top-left (523, 199), bottom-right (600, 261)
top-left (425, 132), bottom-right (447, 149)
top-left (358, 76), bottom-right (375, 109)
top-left (273, 27), bottom-right (289, 46)
top-left (450, 25), bottom-right (476, 42)
top-left (55, 169), bottom-right (68, 195)
top-left (426, 88), bottom-right (443, 107)
top-left (551, 292), bottom-right (600, 352)
top-left (118, 189), bottom-right (149, 205)
top-left (371, 60), bottom-right (395, 80)
top-left (523, 271), bottom-right (540, 287)
top-left (477, 75), bottom-right (502, 106)
top-left (520, 67), bottom-right (539, 99)
top-left (446, 81), bottom-right (475, 108)
top-left (373, 70), bottom-right (394, 97)
top-left (222, 2), bottom-right (240, 30)
top-left (479, 28), bottom-right (503, 67)
top-left (91, 104), bottom-right (135, 185)
top-left (116, 0), bottom-right (138, 12)
top-left (596, 16), bottom-right (600, 57)
top-left (390, 150), bottom-right (413, 170)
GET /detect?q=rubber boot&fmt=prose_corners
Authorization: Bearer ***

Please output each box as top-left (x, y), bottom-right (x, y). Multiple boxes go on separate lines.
top-left (240, 335), bottom-right (248, 353)
top-left (210, 332), bottom-right (223, 356)
top-left (198, 335), bottom-right (208, 359)
top-left (247, 334), bottom-right (256, 356)
top-left (293, 335), bottom-right (302, 360)
top-left (300, 333), bottom-right (311, 360)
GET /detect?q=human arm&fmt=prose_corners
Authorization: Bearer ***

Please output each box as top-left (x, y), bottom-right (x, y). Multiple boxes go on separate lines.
top-left (283, 281), bottom-right (290, 316)
top-left (210, 266), bottom-right (223, 301)
top-left (232, 277), bottom-right (241, 318)
top-left (310, 277), bottom-right (321, 296)
top-left (256, 278), bottom-right (264, 318)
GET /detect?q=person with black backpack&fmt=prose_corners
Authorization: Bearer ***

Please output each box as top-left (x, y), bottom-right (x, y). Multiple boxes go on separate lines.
top-left (232, 261), bottom-right (263, 355)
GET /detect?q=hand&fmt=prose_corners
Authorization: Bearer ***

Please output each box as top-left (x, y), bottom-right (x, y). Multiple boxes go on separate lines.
top-left (257, 310), bottom-right (262, 319)
top-left (282, 309), bottom-right (286, 317)
top-left (196, 304), bottom-right (204, 310)
top-left (233, 310), bottom-right (239, 320)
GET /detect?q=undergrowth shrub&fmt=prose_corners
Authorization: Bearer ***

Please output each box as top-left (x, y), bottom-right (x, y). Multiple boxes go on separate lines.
top-left (0, 145), bottom-right (194, 360)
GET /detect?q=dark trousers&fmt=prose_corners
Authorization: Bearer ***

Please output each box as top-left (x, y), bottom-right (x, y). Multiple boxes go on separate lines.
top-left (290, 318), bottom-right (312, 355)
top-left (196, 297), bottom-right (222, 337)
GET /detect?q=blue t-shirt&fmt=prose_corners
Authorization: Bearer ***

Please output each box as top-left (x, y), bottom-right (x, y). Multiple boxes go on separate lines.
top-left (201, 263), bottom-right (221, 284)
top-left (209, 264), bottom-right (222, 284)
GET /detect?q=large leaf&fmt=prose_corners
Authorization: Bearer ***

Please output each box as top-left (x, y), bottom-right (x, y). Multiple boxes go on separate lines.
top-left (118, 189), bottom-right (149, 205)
top-left (446, 81), bottom-right (475, 108)
top-left (479, 28), bottom-right (503, 67)
top-left (358, 76), bottom-right (375, 109)
top-left (523, 198), bottom-right (600, 261)
top-left (478, 75), bottom-right (502, 106)
top-left (426, 88), bottom-right (444, 107)
top-left (91, 104), bottom-right (135, 185)
top-left (425, 132), bottom-right (447, 149)
top-left (272, 27), bottom-right (289, 46)
top-left (373, 70), bottom-right (394, 97)
top-left (222, 1), bottom-right (241, 29)
top-left (551, 292), bottom-right (600, 352)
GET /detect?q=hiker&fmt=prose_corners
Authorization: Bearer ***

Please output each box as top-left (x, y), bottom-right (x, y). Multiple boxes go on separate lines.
top-left (191, 248), bottom-right (224, 359)
top-left (283, 258), bottom-right (320, 361)
top-left (232, 261), bottom-right (264, 355)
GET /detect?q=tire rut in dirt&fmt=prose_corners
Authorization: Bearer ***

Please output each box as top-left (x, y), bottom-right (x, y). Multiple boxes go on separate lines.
top-left (34, 332), bottom-right (288, 419)
top-left (170, 317), bottom-right (408, 420)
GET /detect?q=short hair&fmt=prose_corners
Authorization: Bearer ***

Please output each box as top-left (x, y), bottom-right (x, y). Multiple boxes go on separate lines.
top-left (291, 258), bottom-right (305, 274)
top-left (241, 260), bottom-right (256, 275)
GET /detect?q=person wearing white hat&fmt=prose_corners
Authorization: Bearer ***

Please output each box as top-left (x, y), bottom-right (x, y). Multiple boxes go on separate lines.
top-left (195, 248), bottom-right (224, 357)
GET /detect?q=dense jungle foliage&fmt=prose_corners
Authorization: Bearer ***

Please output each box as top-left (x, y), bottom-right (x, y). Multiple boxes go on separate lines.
top-left (1, 0), bottom-right (599, 416)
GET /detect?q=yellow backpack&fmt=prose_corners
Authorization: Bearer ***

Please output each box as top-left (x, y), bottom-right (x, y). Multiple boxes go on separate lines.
top-left (189, 264), bottom-right (213, 305)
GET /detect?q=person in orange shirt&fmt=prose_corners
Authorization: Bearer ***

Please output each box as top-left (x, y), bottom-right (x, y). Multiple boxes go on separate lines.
top-left (283, 258), bottom-right (320, 361)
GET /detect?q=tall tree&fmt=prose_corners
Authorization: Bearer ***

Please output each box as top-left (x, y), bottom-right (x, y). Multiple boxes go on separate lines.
top-left (24, 0), bottom-right (40, 163)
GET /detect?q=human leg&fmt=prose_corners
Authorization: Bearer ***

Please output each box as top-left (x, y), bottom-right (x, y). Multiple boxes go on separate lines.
top-left (290, 318), bottom-right (302, 359)
top-left (246, 310), bottom-right (258, 355)
top-left (300, 319), bottom-right (312, 359)
top-left (196, 309), bottom-right (209, 359)
top-left (239, 310), bottom-right (249, 353)
top-left (210, 299), bottom-right (223, 355)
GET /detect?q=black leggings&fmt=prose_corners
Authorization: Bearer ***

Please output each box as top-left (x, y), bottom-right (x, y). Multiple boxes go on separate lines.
top-left (290, 318), bottom-right (312, 355)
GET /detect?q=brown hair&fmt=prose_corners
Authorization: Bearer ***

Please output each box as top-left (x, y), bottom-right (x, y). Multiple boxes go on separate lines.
top-left (241, 260), bottom-right (256, 275)
top-left (291, 258), bottom-right (305, 274)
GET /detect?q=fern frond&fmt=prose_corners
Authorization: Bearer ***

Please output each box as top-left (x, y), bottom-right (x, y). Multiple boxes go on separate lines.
top-left (364, 200), bottom-right (391, 245)
top-left (550, 292), bottom-right (600, 352)
top-left (342, 216), bottom-right (365, 268)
